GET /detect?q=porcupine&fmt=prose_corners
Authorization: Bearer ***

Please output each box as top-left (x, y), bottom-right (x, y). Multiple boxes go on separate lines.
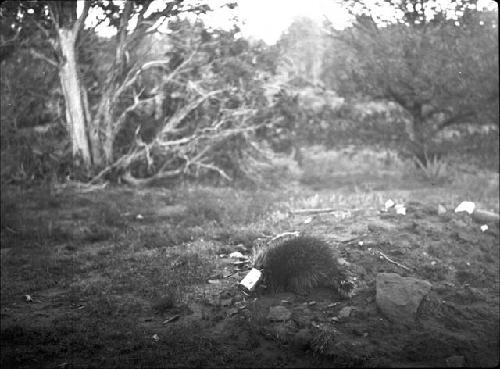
top-left (253, 236), bottom-right (353, 298)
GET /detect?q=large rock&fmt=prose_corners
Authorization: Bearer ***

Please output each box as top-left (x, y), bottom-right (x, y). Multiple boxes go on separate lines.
top-left (376, 273), bottom-right (431, 324)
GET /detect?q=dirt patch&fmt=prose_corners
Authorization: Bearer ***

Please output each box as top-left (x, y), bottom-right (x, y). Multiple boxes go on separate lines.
top-left (1, 183), bottom-right (498, 368)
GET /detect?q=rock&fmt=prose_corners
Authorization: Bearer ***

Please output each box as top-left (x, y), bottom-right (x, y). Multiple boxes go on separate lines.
top-left (292, 328), bottom-right (312, 350)
top-left (438, 204), bottom-right (447, 215)
top-left (454, 201), bottom-right (475, 214)
top-left (338, 306), bottom-right (353, 319)
top-left (446, 355), bottom-right (465, 367)
top-left (384, 199), bottom-right (396, 210)
top-left (229, 251), bottom-right (247, 259)
top-left (368, 219), bottom-right (397, 233)
top-left (376, 273), bottom-right (431, 324)
top-left (395, 204), bottom-right (406, 215)
top-left (267, 306), bottom-right (292, 321)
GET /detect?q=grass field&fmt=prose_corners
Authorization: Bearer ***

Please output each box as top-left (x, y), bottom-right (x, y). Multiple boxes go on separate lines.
top-left (1, 145), bottom-right (499, 368)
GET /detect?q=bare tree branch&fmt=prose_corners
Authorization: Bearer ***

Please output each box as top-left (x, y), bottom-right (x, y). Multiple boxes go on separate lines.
top-left (29, 48), bottom-right (58, 67)
top-left (73, 0), bottom-right (90, 35)
top-left (116, 48), bottom-right (199, 101)
top-left (115, 0), bottom-right (133, 70)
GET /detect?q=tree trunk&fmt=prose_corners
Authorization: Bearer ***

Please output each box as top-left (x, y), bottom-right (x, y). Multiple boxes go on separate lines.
top-left (82, 86), bottom-right (103, 167)
top-left (407, 115), bottom-right (429, 167)
top-left (58, 28), bottom-right (91, 169)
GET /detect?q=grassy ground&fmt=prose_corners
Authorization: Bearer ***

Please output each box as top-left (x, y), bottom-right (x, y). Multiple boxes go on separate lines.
top-left (1, 145), bottom-right (499, 368)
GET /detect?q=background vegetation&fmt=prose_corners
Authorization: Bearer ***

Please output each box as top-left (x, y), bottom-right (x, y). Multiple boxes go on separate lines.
top-left (0, 0), bottom-right (497, 186)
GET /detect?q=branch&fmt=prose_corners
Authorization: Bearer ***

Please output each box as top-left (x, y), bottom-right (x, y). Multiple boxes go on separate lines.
top-left (0, 27), bottom-right (21, 47)
top-left (73, 0), bottom-right (91, 35)
top-left (47, 4), bottom-right (60, 33)
top-left (120, 167), bottom-right (184, 186)
top-left (291, 208), bottom-right (339, 215)
top-left (436, 110), bottom-right (476, 131)
top-left (375, 250), bottom-right (412, 271)
top-left (137, 1), bottom-right (153, 25)
top-left (190, 162), bottom-right (232, 181)
top-left (113, 48), bottom-right (198, 104)
top-left (112, 89), bottom-right (150, 135)
top-left (159, 89), bottom-right (223, 135)
top-left (115, 0), bottom-right (133, 67)
top-left (29, 48), bottom-right (58, 67)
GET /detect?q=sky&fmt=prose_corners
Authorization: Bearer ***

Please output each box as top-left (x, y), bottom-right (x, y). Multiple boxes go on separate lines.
top-left (81, 0), bottom-right (498, 45)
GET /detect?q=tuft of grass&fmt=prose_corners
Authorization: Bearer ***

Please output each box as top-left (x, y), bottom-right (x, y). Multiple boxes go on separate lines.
top-left (410, 154), bottom-right (451, 184)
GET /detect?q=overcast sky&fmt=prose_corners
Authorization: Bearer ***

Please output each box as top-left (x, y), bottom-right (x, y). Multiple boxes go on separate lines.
top-left (81, 0), bottom-right (498, 45)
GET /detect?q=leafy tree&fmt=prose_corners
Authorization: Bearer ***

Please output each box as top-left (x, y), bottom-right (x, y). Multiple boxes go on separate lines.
top-left (277, 17), bottom-right (325, 85)
top-left (324, 0), bottom-right (499, 164)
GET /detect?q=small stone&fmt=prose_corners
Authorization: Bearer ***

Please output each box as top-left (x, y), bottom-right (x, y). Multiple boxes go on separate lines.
top-left (338, 306), bottom-right (353, 319)
top-left (438, 204), bottom-right (447, 215)
top-left (385, 199), bottom-right (395, 210)
top-left (337, 258), bottom-right (349, 266)
top-left (395, 204), bottom-right (406, 215)
top-left (229, 251), bottom-right (246, 259)
top-left (446, 355), bottom-right (465, 367)
top-left (454, 201), bottom-right (475, 214)
top-left (267, 306), bottom-right (292, 321)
